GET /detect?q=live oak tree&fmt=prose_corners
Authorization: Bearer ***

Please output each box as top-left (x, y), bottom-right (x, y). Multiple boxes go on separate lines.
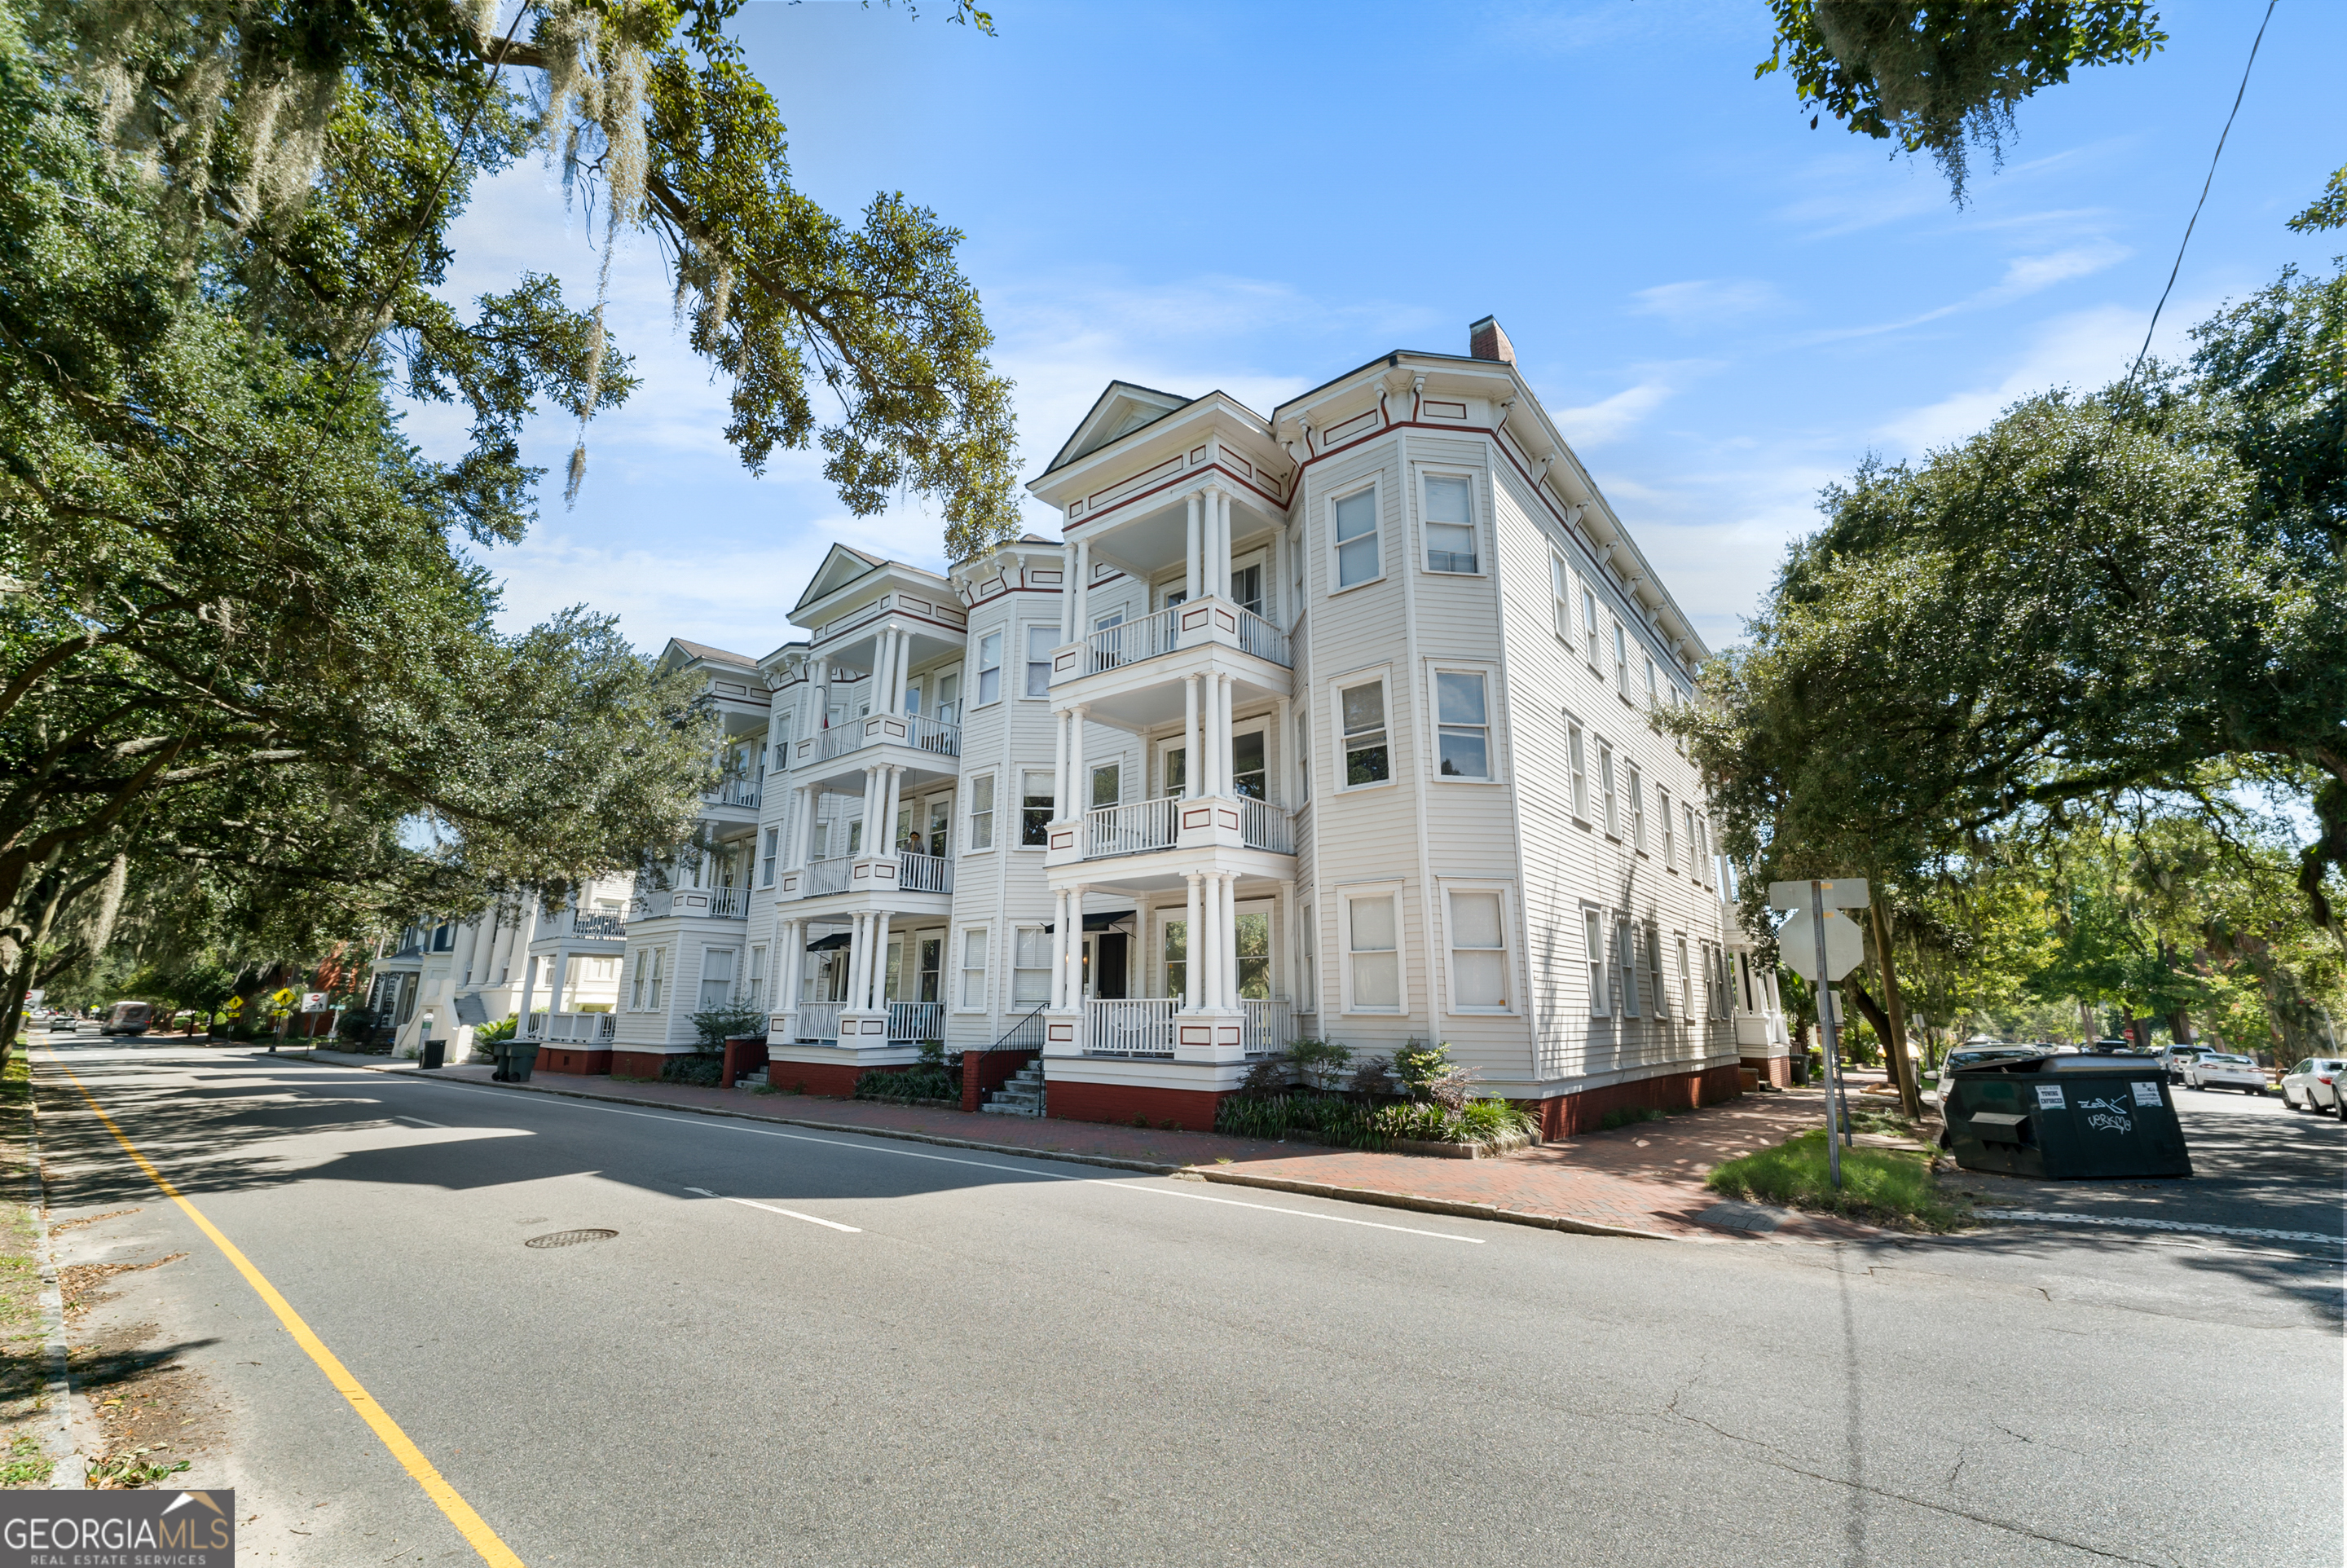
top-left (0, 1), bottom-right (1018, 1054)
top-left (1756, 1), bottom-right (2167, 202)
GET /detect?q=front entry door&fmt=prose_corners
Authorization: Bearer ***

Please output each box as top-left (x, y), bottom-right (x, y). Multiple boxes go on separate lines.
top-left (1092, 932), bottom-right (1128, 999)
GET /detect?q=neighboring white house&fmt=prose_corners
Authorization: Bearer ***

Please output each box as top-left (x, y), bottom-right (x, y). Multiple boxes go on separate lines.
top-left (368, 318), bottom-right (1788, 1126)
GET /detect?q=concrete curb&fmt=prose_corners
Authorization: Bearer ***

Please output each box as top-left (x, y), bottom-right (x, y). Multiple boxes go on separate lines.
top-left (27, 1103), bottom-right (87, 1489)
top-left (270, 1049), bottom-right (1700, 1242)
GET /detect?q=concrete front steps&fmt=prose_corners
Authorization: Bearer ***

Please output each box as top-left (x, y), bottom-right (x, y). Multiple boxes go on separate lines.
top-left (981, 1061), bottom-right (1045, 1117)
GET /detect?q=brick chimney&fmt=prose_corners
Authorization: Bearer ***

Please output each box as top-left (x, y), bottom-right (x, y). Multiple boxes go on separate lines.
top-left (1469, 315), bottom-right (1515, 364)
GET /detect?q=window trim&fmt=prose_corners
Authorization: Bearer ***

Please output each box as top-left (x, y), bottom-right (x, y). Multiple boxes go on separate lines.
top-left (1431, 664), bottom-right (1499, 783)
top-left (1417, 465), bottom-right (1484, 577)
top-left (1658, 786), bottom-right (1675, 871)
top-left (964, 770), bottom-right (996, 854)
top-left (1017, 768), bottom-right (1055, 851)
top-left (1010, 923), bottom-right (1051, 1006)
top-left (954, 924), bottom-right (990, 1013)
top-left (1627, 762), bottom-right (1646, 853)
top-left (1565, 714), bottom-right (1591, 826)
top-left (1337, 879), bottom-right (1407, 1015)
top-left (1583, 907), bottom-right (1607, 1017)
top-left (1598, 742), bottom-right (1620, 839)
top-left (1021, 623), bottom-right (1055, 700)
top-left (1441, 882), bottom-right (1517, 1015)
top-left (1551, 553), bottom-right (1574, 642)
top-left (974, 629), bottom-right (1003, 707)
top-left (1328, 478), bottom-right (1385, 595)
top-left (1331, 666), bottom-right (1398, 794)
top-left (1615, 917), bottom-right (1640, 1019)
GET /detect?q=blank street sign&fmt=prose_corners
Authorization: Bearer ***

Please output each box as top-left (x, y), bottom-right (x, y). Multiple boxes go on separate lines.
top-left (1778, 905), bottom-right (1865, 982)
top-left (1767, 877), bottom-right (1871, 912)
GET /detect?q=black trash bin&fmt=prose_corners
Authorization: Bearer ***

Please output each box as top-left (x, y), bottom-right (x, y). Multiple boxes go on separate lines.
top-left (420, 1037), bottom-right (447, 1072)
top-left (1944, 1053), bottom-right (2191, 1178)
top-left (498, 1041), bottom-right (535, 1083)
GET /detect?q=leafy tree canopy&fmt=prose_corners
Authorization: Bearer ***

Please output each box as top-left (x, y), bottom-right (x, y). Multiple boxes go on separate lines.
top-left (1757, 1), bottom-right (2166, 202)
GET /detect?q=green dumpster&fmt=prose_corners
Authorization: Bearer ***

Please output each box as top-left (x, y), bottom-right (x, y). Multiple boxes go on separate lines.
top-left (1944, 1053), bottom-right (2191, 1179)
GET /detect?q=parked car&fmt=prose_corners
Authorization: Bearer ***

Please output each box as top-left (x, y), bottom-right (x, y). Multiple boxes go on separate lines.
top-left (1935, 1044), bottom-right (2043, 1098)
top-left (46, 1011), bottom-right (77, 1032)
top-left (98, 1000), bottom-right (153, 1036)
top-left (2181, 1052), bottom-right (2267, 1094)
top-left (2155, 1044), bottom-right (2214, 1083)
top-left (2280, 1059), bottom-right (2345, 1116)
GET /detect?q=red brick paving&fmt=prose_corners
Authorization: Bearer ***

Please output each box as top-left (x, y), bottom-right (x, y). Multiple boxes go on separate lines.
top-left (289, 1047), bottom-right (1881, 1241)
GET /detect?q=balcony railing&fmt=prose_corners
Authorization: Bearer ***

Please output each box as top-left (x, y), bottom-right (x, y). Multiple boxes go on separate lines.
top-left (1239, 796), bottom-right (1294, 853)
top-left (632, 886), bottom-right (748, 920)
top-left (897, 851), bottom-right (953, 894)
top-left (809, 712), bottom-right (962, 766)
top-left (814, 723), bottom-right (869, 763)
top-left (571, 911), bottom-right (627, 941)
top-left (1081, 605), bottom-right (1182, 672)
top-left (887, 1001), bottom-right (945, 1042)
top-left (1087, 998), bottom-right (1176, 1059)
top-left (904, 714), bottom-right (962, 757)
top-left (707, 885), bottom-right (746, 918)
top-left (523, 1011), bottom-right (616, 1044)
top-left (1085, 796), bottom-right (1178, 858)
top-left (794, 1001), bottom-right (845, 1042)
top-left (1233, 607), bottom-right (1291, 667)
top-left (803, 856), bottom-right (852, 896)
top-left (707, 777), bottom-right (762, 808)
top-left (1240, 998), bottom-right (1292, 1057)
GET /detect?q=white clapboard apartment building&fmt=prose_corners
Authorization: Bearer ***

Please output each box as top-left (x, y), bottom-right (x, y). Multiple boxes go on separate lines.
top-left (369, 319), bottom-right (1789, 1131)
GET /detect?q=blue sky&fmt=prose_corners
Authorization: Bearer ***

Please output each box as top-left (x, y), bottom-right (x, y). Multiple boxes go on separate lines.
top-left (419, 0), bottom-right (2345, 658)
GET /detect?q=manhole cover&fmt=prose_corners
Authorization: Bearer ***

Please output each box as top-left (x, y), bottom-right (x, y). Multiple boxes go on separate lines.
top-left (523, 1228), bottom-right (618, 1249)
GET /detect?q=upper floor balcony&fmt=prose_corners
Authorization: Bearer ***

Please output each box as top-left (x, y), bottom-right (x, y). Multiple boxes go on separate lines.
top-left (704, 776), bottom-right (763, 811)
top-left (631, 884), bottom-right (748, 922)
top-left (778, 850), bottom-right (954, 902)
top-left (1050, 794), bottom-right (1294, 866)
top-left (788, 711), bottom-right (961, 777)
top-left (1055, 596), bottom-right (1291, 683)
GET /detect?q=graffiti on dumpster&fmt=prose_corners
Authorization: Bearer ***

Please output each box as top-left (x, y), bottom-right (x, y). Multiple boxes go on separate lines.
top-left (2076, 1095), bottom-right (2133, 1134)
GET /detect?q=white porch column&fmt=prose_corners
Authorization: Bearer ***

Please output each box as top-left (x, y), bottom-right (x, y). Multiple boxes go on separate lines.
top-left (1068, 705), bottom-right (1087, 820)
top-left (871, 630), bottom-right (894, 717)
top-left (870, 911), bottom-right (895, 1010)
top-left (515, 946), bottom-right (538, 1036)
top-left (1200, 871), bottom-right (1221, 1014)
top-left (456, 914), bottom-right (487, 989)
top-left (777, 920), bottom-right (800, 1010)
top-left (1182, 676), bottom-right (1200, 800)
top-left (1182, 873), bottom-right (1202, 1010)
top-left (1230, 878), bottom-right (1248, 1009)
top-left (1197, 485), bottom-right (1219, 601)
top-left (1053, 707), bottom-right (1070, 819)
top-left (892, 630), bottom-right (913, 716)
top-left (1215, 490), bottom-right (1232, 601)
top-left (1060, 544), bottom-right (1077, 641)
top-left (849, 912), bottom-right (873, 1011)
top-left (482, 904), bottom-right (513, 986)
top-left (1050, 889), bottom-right (1069, 1009)
top-left (881, 765), bottom-right (905, 853)
top-left (860, 765), bottom-right (882, 847)
top-left (1184, 491), bottom-right (1201, 602)
top-left (545, 949), bottom-right (568, 1016)
top-left (1064, 884), bottom-right (1087, 1005)
top-left (1275, 696), bottom-right (1293, 805)
top-left (1217, 674), bottom-right (1235, 797)
top-left (811, 656), bottom-right (830, 734)
top-left (1072, 538), bottom-right (1090, 640)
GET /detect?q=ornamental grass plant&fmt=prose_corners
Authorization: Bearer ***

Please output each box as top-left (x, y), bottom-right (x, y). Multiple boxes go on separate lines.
top-left (1705, 1130), bottom-right (1971, 1231)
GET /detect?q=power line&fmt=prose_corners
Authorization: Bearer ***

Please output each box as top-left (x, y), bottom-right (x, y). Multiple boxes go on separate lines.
top-left (2125, 0), bottom-right (2278, 385)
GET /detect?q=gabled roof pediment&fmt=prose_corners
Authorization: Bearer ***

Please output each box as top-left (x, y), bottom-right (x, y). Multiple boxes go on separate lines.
top-left (790, 543), bottom-right (885, 615)
top-left (1046, 381), bottom-right (1192, 474)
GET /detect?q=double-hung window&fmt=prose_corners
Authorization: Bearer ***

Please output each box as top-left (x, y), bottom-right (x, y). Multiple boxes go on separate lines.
top-left (958, 928), bottom-right (989, 1010)
top-left (1583, 910), bottom-right (1607, 1015)
top-left (1599, 743), bottom-right (1619, 838)
top-left (1423, 473), bottom-right (1477, 573)
top-left (1582, 584), bottom-right (1601, 671)
top-left (1683, 803), bottom-right (1698, 876)
top-left (1011, 927), bottom-right (1050, 1004)
top-left (1436, 672), bottom-right (1491, 779)
top-left (1566, 718), bottom-right (1590, 821)
top-left (1333, 487), bottom-right (1380, 588)
top-left (1552, 555), bottom-right (1573, 641)
top-left (1447, 888), bottom-right (1508, 1011)
top-left (1341, 680), bottom-right (1390, 786)
top-left (1645, 657), bottom-right (1659, 711)
top-left (975, 632), bottom-right (1002, 706)
top-left (1616, 919), bottom-right (1640, 1018)
top-left (1658, 788), bottom-right (1675, 870)
top-left (1696, 814), bottom-right (1711, 883)
top-left (1678, 936), bottom-right (1694, 1018)
top-left (1628, 764), bottom-right (1646, 851)
top-left (1614, 622), bottom-right (1630, 698)
top-left (1024, 626), bottom-right (1055, 697)
top-left (967, 773), bottom-right (995, 851)
top-left (1090, 761), bottom-right (1121, 811)
top-left (1019, 769), bottom-right (1054, 846)
top-left (1343, 888), bottom-right (1402, 1011)
top-left (1647, 922), bottom-right (1668, 1018)
top-left (747, 946), bottom-right (765, 1008)
top-left (761, 827), bottom-right (778, 887)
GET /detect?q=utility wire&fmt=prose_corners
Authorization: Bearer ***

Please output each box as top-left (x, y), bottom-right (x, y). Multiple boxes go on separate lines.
top-left (2126, 0), bottom-right (2278, 385)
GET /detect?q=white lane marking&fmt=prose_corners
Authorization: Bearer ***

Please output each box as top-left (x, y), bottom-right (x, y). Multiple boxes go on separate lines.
top-left (1978, 1208), bottom-right (2342, 1245)
top-left (368, 1080), bottom-right (1486, 1244)
top-left (684, 1185), bottom-right (861, 1234)
top-left (394, 1115), bottom-right (448, 1129)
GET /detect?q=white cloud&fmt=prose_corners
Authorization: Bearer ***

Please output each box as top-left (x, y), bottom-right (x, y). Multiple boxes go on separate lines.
top-left (1875, 304), bottom-right (2147, 454)
top-left (1630, 278), bottom-right (1789, 331)
top-left (1552, 381), bottom-right (1674, 449)
top-left (1984, 240), bottom-right (2132, 302)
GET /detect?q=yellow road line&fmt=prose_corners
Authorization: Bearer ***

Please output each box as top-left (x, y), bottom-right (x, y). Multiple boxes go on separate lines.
top-left (43, 1052), bottom-right (524, 1568)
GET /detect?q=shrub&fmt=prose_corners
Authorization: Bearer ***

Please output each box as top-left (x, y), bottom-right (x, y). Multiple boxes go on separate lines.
top-left (689, 1002), bottom-right (770, 1052)
top-left (333, 1007), bottom-right (379, 1043)
top-left (1284, 1038), bottom-right (1353, 1091)
top-left (1213, 1091), bottom-right (1530, 1150)
top-left (662, 1055), bottom-right (725, 1087)
top-left (1705, 1130), bottom-right (1968, 1230)
top-left (1235, 1057), bottom-right (1292, 1096)
top-left (1451, 1098), bottom-right (1535, 1143)
top-left (1391, 1039), bottom-right (1451, 1091)
top-left (1347, 1055), bottom-right (1396, 1097)
top-left (1599, 1106), bottom-right (1667, 1131)
top-left (473, 1015), bottom-right (518, 1046)
top-left (856, 1064), bottom-right (957, 1103)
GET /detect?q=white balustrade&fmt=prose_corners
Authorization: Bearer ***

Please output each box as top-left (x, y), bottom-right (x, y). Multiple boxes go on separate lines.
top-left (1085, 796), bottom-right (1178, 859)
top-left (795, 1002), bottom-right (845, 1042)
top-left (1238, 796), bottom-right (1294, 853)
top-left (887, 1001), bottom-right (946, 1042)
top-left (803, 856), bottom-right (852, 896)
top-left (1240, 998), bottom-right (1291, 1057)
top-left (1080, 605), bottom-right (1182, 673)
top-left (707, 886), bottom-right (746, 918)
top-left (904, 715), bottom-right (962, 756)
top-left (523, 1010), bottom-right (548, 1040)
top-left (1087, 998), bottom-right (1176, 1059)
top-left (1234, 606), bottom-right (1292, 667)
top-left (541, 1011), bottom-right (617, 1044)
top-left (897, 852), bottom-right (953, 893)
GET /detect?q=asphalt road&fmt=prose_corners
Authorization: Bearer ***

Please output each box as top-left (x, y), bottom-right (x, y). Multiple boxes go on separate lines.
top-left (33, 1037), bottom-right (2345, 1567)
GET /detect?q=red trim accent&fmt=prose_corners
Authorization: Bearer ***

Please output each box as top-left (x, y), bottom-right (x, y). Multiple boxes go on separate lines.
top-left (1062, 460), bottom-right (1284, 535)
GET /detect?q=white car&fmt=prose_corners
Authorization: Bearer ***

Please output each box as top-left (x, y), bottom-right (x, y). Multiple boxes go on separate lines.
top-left (2280, 1059), bottom-right (2345, 1115)
top-left (2156, 1044), bottom-right (2214, 1083)
top-left (2182, 1052), bottom-right (2267, 1094)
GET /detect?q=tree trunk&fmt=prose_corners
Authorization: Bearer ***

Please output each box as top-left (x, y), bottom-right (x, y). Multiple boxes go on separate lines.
top-left (1868, 899), bottom-right (1924, 1120)
top-left (2167, 1008), bottom-right (2194, 1045)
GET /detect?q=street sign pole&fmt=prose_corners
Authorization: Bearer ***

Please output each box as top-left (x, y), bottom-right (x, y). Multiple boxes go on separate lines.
top-left (1810, 879), bottom-right (1843, 1191)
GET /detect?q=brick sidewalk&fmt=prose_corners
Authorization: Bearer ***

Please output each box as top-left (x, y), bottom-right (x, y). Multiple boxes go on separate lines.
top-left (281, 1047), bottom-right (1873, 1242)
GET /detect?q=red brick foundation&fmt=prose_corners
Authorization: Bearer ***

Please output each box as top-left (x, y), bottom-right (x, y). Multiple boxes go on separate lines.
top-left (1046, 1081), bottom-right (1223, 1134)
top-left (1525, 1063), bottom-right (1743, 1140)
top-left (763, 1060), bottom-right (899, 1098)
top-left (610, 1049), bottom-right (686, 1080)
top-left (960, 1049), bottom-right (1040, 1113)
top-left (720, 1037), bottom-right (768, 1090)
top-left (535, 1047), bottom-right (612, 1077)
top-left (1741, 1055), bottom-right (1794, 1089)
